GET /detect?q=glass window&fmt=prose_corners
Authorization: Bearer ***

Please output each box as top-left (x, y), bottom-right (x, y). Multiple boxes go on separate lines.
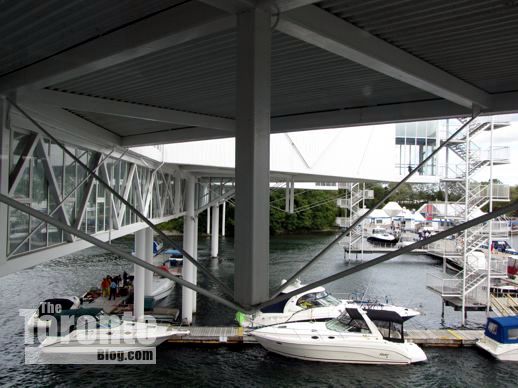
top-left (508, 328), bottom-right (518, 340)
top-left (416, 122), bottom-right (427, 137)
top-left (406, 122), bottom-right (417, 137)
top-left (395, 124), bottom-right (405, 137)
top-left (8, 208), bottom-right (29, 255)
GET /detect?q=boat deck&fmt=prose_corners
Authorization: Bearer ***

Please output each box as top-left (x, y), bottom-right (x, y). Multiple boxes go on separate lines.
top-left (165, 326), bottom-right (484, 347)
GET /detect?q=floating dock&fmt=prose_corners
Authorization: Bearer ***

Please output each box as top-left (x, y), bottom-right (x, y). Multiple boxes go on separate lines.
top-left (166, 326), bottom-right (484, 347)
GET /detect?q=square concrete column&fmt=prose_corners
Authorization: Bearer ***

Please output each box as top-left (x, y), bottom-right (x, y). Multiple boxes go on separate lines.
top-left (234, 8), bottom-right (271, 306)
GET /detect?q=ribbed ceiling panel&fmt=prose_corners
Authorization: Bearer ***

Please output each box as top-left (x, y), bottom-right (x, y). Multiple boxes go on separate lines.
top-left (319, 0), bottom-right (518, 93)
top-left (52, 30), bottom-right (434, 118)
top-left (271, 32), bottom-right (433, 116)
top-left (0, 0), bottom-right (182, 77)
top-left (70, 110), bottom-right (186, 137)
top-left (52, 30), bottom-right (237, 118)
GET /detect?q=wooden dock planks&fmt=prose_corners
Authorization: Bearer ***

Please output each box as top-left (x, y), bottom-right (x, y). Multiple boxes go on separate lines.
top-left (166, 327), bottom-right (484, 347)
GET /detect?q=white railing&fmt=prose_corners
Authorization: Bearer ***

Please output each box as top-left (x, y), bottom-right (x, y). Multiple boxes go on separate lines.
top-left (480, 146), bottom-right (511, 164)
top-left (363, 190), bottom-right (374, 199)
top-left (425, 239), bottom-right (459, 256)
top-left (336, 199), bottom-right (348, 208)
top-left (491, 184), bottom-right (511, 201)
top-left (491, 258), bottom-right (508, 276)
top-left (426, 273), bottom-right (462, 296)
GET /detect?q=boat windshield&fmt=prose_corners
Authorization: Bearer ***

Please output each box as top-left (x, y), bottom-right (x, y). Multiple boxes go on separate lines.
top-left (296, 292), bottom-right (341, 308)
top-left (325, 316), bottom-right (371, 334)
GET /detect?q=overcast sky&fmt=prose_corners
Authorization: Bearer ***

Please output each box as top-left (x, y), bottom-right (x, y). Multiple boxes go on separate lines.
top-left (473, 115), bottom-right (518, 185)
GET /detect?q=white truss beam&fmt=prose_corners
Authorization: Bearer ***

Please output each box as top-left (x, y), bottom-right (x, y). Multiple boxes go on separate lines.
top-left (100, 163), bottom-right (121, 230)
top-left (0, 2), bottom-right (234, 94)
top-left (19, 89), bottom-right (235, 132)
top-left (73, 153), bottom-right (102, 230)
top-left (118, 164), bottom-right (137, 224)
top-left (143, 172), bottom-right (156, 217)
top-left (133, 169), bottom-right (146, 213)
top-left (8, 133), bottom-right (40, 195)
top-left (277, 5), bottom-right (492, 109)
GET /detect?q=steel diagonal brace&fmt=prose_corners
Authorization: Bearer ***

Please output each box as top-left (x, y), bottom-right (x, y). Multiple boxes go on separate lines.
top-left (0, 193), bottom-right (250, 313)
top-left (8, 99), bottom-right (234, 299)
top-left (274, 115), bottom-right (478, 296)
top-left (259, 199), bottom-right (518, 311)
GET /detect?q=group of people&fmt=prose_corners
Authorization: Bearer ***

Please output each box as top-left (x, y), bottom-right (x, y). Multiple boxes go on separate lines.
top-left (101, 272), bottom-right (131, 300)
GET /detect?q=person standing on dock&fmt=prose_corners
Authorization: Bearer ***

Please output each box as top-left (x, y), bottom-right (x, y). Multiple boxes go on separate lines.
top-left (101, 277), bottom-right (110, 298)
top-left (109, 278), bottom-right (117, 300)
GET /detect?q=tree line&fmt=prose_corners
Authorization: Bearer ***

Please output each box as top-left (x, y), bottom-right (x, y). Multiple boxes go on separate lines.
top-left (158, 182), bottom-right (518, 235)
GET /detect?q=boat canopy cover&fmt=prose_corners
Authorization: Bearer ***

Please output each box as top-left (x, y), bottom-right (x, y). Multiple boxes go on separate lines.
top-left (37, 298), bottom-right (76, 317)
top-left (485, 316), bottom-right (518, 344)
top-left (365, 309), bottom-right (404, 324)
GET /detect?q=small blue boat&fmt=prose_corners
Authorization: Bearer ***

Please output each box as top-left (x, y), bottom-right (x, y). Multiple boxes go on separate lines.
top-left (477, 316), bottom-right (518, 361)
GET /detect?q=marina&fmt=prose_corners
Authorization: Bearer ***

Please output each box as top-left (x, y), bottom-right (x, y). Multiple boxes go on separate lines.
top-left (1, 0), bottom-right (518, 386)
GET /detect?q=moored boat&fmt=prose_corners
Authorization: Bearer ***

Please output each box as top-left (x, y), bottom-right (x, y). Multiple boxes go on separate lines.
top-left (476, 315), bottom-right (518, 361)
top-left (252, 306), bottom-right (427, 365)
top-left (367, 228), bottom-right (399, 245)
top-left (236, 279), bottom-right (419, 328)
top-left (40, 308), bottom-right (189, 354)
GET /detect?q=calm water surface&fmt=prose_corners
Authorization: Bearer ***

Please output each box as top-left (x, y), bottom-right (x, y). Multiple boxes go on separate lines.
top-left (1, 233), bottom-right (517, 387)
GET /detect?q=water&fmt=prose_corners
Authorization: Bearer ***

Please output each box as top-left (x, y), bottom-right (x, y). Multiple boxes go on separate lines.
top-left (1, 233), bottom-right (518, 387)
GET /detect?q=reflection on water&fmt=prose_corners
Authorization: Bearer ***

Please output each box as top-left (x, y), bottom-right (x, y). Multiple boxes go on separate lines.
top-left (1, 233), bottom-right (518, 386)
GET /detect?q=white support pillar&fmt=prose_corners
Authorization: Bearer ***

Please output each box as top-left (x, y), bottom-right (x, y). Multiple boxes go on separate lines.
top-left (182, 175), bottom-right (195, 324)
top-left (285, 181), bottom-right (290, 212)
top-left (144, 227), bottom-right (154, 296)
top-left (0, 98), bottom-right (9, 265)
top-left (192, 215), bottom-right (198, 313)
top-left (210, 204), bottom-right (220, 258)
top-left (289, 179), bottom-right (295, 213)
top-left (173, 174), bottom-right (182, 214)
top-left (206, 206), bottom-right (211, 235)
top-left (134, 229), bottom-right (146, 322)
top-left (221, 201), bottom-right (226, 237)
top-left (235, 8), bottom-right (271, 306)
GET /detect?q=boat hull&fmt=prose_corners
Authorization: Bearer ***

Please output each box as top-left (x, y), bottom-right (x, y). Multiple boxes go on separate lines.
top-left (40, 323), bottom-right (188, 354)
top-left (254, 334), bottom-right (426, 365)
top-left (148, 278), bottom-right (174, 302)
top-left (477, 337), bottom-right (518, 361)
top-left (367, 236), bottom-right (398, 245)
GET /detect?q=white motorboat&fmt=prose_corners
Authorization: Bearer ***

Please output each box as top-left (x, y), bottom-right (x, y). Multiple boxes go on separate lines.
top-left (149, 276), bottom-right (174, 302)
top-left (367, 227), bottom-right (399, 245)
top-left (236, 279), bottom-right (419, 328)
top-left (28, 297), bottom-right (82, 330)
top-left (40, 308), bottom-right (189, 353)
top-left (252, 306), bottom-right (427, 365)
top-left (476, 316), bottom-right (518, 361)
